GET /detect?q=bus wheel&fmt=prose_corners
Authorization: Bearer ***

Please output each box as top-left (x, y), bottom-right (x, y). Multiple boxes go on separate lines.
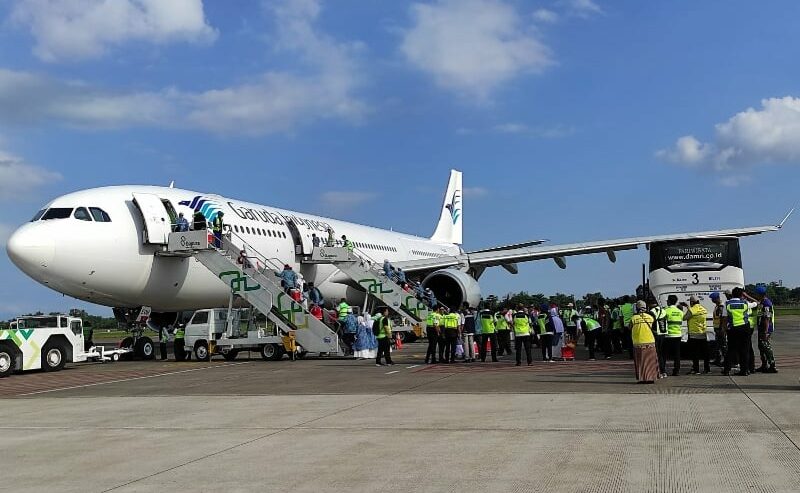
top-left (135, 337), bottom-right (155, 360)
top-left (223, 349), bottom-right (239, 361)
top-left (194, 341), bottom-right (210, 362)
top-left (42, 344), bottom-right (66, 372)
top-left (0, 348), bottom-right (14, 377)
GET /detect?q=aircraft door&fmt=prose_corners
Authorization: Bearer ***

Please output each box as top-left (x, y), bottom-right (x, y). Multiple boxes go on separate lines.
top-left (285, 220), bottom-right (309, 255)
top-left (132, 193), bottom-right (173, 244)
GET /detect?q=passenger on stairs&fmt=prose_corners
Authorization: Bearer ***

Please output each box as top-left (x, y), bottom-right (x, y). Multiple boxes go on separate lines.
top-left (342, 308), bottom-right (358, 356)
top-left (275, 264), bottom-right (297, 292)
top-left (312, 233), bottom-right (321, 248)
top-left (326, 227), bottom-right (335, 247)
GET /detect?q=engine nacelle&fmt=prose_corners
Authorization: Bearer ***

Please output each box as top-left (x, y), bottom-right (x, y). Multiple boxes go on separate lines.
top-left (422, 269), bottom-right (481, 310)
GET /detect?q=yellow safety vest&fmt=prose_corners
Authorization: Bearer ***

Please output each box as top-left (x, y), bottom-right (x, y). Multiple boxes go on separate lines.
top-left (687, 304), bottom-right (708, 337)
top-left (631, 313), bottom-right (655, 345)
top-left (664, 306), bottom-right (683, 338)
top-left (443, 313), bottom-right (459, 329)
top-left (513, 311), bottom-right (531, 336)
top-left (480, 312), bottom-right (495, 334)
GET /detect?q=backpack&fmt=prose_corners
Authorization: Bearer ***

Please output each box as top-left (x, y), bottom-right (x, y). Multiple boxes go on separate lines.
top-left (372, 316), bottom-right (383, 336)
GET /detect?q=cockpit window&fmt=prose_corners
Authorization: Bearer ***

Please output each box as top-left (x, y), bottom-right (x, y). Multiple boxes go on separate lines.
top-left (41, 208), bottom-right (73, 220)
top-left (74, 207), bottom-right (92, 221)
top-left (89, 207), bottom-right (112, 222)
top-left (30, 209), bottom-right (46, 222)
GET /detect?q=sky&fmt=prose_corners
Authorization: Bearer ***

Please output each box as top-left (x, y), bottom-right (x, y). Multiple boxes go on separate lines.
top-left (1, 0), bottom-right (799, 319)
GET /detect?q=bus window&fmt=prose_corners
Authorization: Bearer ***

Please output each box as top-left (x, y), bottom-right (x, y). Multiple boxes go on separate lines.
top-left (650, 239), bottom-right (741, 272)
top-left (71, 320), bottom-right (82, 335)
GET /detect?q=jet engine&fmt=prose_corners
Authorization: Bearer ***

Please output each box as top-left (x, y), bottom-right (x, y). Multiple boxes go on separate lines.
top-left (422, 269), bottom-right (481, 310)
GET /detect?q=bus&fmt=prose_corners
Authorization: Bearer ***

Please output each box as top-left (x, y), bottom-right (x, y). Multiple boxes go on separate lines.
top-left (648, 237), bottom-right (744, 330)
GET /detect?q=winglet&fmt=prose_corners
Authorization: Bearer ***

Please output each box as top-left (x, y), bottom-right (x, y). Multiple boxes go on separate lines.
top-left (778, 208), bottom-right (794, 228)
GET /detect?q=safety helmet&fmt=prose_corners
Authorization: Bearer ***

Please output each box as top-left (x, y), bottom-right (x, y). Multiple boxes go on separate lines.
top-left (709, 292), bottom-right (720, 300)
top-left (755, 284), bottom-right (768, 295)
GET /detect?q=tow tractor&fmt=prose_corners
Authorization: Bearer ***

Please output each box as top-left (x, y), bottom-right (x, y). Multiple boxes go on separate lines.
top-left (179, 308), bottom-right (293, 362)
top-left (0, 315), bottom-right (133, 378)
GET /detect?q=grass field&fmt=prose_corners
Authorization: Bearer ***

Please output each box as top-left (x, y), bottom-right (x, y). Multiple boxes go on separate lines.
top-left (87, 329), bottom-right (159, 341)
top-left (776, 307), bottom-right (800, 316)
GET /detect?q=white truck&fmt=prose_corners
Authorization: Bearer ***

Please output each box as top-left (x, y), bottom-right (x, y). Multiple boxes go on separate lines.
top-left (179, 308), bottom-right (291, 362)
top-left (0, 315), bottom-right (132, 378)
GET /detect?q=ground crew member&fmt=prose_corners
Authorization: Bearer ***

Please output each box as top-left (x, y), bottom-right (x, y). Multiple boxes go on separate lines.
top-left (619, 296), bottom-right (635, 359)
top-left (211, 211), bottom-right (224, 248)
top-left (649, 301), bottom-right (668, 378)
top-left (158, 325), bottom-right (170, 360)
top-left (479, 309), bottom-right (498, 362)
top-left (326, 226), bottom-right (335, 247)
top-left (173, 324), bottom-right (186, 361)
top-left (610, 303), bottom-right (623, 354)
top-left (663, 295), bottom-right (684, 377)
top-left (537, 304), bottom-right (553, 361)
top-left (175, 212), bottom-right (189, 232)
top-left (462, 305), bottom-right (477, 363)
top-left (337, 299), bottom-right (350, 333)
top-left (683, 296), bottom-right (710, 374)
top-left (562, 303), bottom-right (579, 341)
top-left (342, 235), bottom-right (354, 253)
top-left (722, 287), bottom-right (757, 376)
top-left (753, 285), bottom-right (777, 373)
top-left (513, 306), bottom-right (533, 366)
top-left (437, 306), bottom-right (449, 363)
top-left (312, 233), bottom-right (321, 247)
top-left (495, 308), bottom-right (512, 356)
top-left (425, 308), bottom-right (442, 364)
top-left (579, 314), bottom-right (602, 361)
top-left (374, 307), bottom-right (394, 366)
top-left (442, 308), bottom-right (460, 363)
top-left (709, 292), bottom-right (726, 366)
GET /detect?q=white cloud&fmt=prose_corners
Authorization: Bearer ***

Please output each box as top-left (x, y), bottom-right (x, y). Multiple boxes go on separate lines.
top-left (658, 97), bottom-right (800, 185)
top-left (10, 0), bottom-right (218, 62)
top-left (320, 191), bottom-right (377, 210)
top-left (532, 9), bottom-right (559, 23)
top-left (401, 0), bottom-right (552, 100)
top-left (463, 186), bottom-right (489, 198)
top-left (0, 1), bottom-right (367, 135)
top-left (564, 0), bottom-right (602, 17)
top-left (0, 150), bottom-right (62, 200)
top-left (493, 122), bottom-right (574, 138)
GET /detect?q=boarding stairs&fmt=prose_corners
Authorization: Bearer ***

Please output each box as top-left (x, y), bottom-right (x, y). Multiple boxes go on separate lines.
top-left (167, 231), bottom-right (342, 355)
top-left (303, 246), bottom-right (431, 324)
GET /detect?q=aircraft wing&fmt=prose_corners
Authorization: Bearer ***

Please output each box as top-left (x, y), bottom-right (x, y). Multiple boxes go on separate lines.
top-left (393, 219), bottom-right (790, 275)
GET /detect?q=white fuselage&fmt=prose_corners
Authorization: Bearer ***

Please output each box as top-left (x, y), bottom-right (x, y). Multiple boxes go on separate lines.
top-left (7, 186), bottom-right (461, 311)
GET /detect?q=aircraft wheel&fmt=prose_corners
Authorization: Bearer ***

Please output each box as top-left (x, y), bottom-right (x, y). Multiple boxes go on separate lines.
top-left (0, 348), bottom-right (14, 378)
top-left (135, 337), bottom-right (155, 360)
top-left (194, 341), bottom-right (210, 362)
top-left (42, 344), bottom-right (66, 372)
top-left (119, 337), bottom-right (135, 360)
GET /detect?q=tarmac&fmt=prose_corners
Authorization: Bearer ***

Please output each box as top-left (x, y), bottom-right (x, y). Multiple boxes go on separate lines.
top-left (2, 318), bottom-right (800, 493)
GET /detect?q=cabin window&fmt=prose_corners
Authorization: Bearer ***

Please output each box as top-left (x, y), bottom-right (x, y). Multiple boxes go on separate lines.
top-left (31, 209), bottom-right (46, 222)
top-left (74, 207), bottom-right (92, 221)
top-left (89, 207), bottom-right (112, 222)
top-left (42, 208), bottom-right (73, 220)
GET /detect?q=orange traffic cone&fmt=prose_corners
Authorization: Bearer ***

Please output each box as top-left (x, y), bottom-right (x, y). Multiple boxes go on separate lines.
top-left (395, 333), bottom-right (403, 350)
top-left (473, 341), bottom-right (479, 356)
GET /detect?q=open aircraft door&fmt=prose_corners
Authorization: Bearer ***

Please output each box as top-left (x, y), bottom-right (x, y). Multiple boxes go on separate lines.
top-left (132, 193), bottom-right (173, 244)
top-left (286, 220), bottom-right (311, 255)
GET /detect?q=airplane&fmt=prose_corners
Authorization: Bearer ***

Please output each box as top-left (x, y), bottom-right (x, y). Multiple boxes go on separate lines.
top-left (5, 169), bottom-right (790, 327)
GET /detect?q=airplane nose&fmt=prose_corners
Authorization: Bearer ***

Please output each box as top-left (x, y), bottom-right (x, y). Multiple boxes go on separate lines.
top-left (6, 225), bottom-right (56, 274)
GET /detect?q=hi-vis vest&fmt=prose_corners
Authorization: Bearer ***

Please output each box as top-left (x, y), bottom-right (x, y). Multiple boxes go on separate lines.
top-left (426, 312), bottom-right (441, 328)
top-left (480, 311), bottom-right (495, 334)
top-left (664, 305), bottom-right (684, 338)
top-left (650, 306), bottom-right (667, 335)
top-left (537, 314), bottom-right (550, 334)
top-left (631, 313), bottom-right (656, 345)
top-left (443, 313), bottom-right (459, 330)
top-left (212, 216), bottom-right (223, 233)
top-left (620, 303), bottom-right (635, 328)
top-left (583, 317), bottom-right (601, 331)
top-left (495, 312), bottom-right (509, 330)
top-left (338, 302), bottom-right (350, 319)
top-left (712, 304), bottom-right (723, 330)
top-left (175, 327), bottom-right (185, 339)
top-left (611, 307), bottom-right (622, 330)
top-left (725, 299), bottom-right (750, 329)
top-left (513, 311), bottom-right (531, 336)
top-left (756, 302), bottom-right (775, 333)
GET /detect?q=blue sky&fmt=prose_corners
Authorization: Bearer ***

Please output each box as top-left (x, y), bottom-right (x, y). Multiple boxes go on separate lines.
top-left (1, 0), bottom-right (799, 318)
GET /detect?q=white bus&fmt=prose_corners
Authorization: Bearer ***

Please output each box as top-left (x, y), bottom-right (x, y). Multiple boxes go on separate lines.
top-left (648, 237), bottom-right (744, 329)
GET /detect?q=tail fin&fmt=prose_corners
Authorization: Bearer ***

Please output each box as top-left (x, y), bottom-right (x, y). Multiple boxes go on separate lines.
top-left (431, 169), bottom-right (463, 245)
